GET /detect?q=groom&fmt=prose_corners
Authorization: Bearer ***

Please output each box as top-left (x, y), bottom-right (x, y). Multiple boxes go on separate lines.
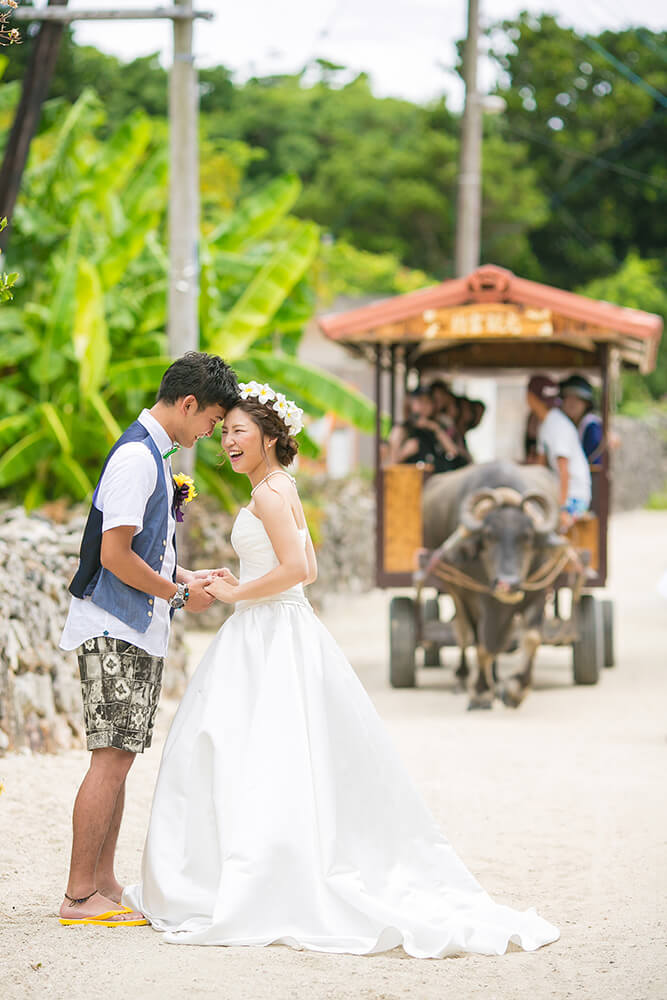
top-left (58, 351), bottom-right (239, 926)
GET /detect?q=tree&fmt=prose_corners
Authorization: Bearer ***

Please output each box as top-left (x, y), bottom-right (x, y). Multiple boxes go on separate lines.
top-left (3, 39), bottom-right (549, 279)
top-left (487, 14), bottom-right (667, 288)
top-left (578, 253), bottom-right (667, 401)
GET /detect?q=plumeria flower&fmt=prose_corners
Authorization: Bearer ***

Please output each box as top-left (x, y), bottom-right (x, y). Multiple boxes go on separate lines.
top-left (241, 380), bottom-right (304, 434)
top-left (239, 381), bottom-right (261, 400)
top-left (257, 383), bottom-right (276, 404)
top-left (273, 395), bottom-right (289, 419)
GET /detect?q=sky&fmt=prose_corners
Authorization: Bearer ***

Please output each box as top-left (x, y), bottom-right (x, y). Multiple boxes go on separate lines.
top-left (53, 0), bottom-right (666, 108)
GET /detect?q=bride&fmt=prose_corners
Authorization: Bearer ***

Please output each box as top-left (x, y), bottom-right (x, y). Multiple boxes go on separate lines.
top-left (123, 382), bottom-right (559, 957)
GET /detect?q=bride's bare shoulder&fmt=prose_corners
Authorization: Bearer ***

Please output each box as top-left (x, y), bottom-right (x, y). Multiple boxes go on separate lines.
top-left (252, 474), bottom-right (297, 511)
top-left (253, 473), bottom-right (306, 529)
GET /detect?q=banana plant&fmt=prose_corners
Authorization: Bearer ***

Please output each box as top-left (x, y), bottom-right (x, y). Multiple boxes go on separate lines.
top-left (0, 92), bottom-right (379, 508)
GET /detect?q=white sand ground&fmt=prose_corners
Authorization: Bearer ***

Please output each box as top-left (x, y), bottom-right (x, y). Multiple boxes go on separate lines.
top-left (1, 510), bottom-right (666, 1000)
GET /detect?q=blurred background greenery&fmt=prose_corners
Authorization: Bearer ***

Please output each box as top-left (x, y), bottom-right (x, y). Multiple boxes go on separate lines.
top-left (0, 11), bottom-right (665, 508)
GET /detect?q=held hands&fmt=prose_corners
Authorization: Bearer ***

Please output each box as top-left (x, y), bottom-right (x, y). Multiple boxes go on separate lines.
top-left (183, 567), bottom-right (239, 610)
top-left (184, 576), bottom-right (216, 613)
top-left (204, 569), bottom-right (239, 605)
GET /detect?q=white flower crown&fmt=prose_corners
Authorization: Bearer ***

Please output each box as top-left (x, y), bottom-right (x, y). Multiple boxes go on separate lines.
top-left (238, 381), bottom-right (305, 435)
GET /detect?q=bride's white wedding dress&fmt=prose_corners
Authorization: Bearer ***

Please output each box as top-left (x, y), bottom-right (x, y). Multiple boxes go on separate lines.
top-left (124, 508), bottom-right (559, 956)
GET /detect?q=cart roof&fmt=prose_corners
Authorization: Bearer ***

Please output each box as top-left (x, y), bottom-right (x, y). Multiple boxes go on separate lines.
top-left (318, 265), bottom-right (663, 373)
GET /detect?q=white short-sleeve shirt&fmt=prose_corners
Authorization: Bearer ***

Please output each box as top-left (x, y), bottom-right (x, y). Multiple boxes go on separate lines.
top-left (60, 410), bottom-right (177, 657)
top-left (537, 407), bottom-right (592, 507)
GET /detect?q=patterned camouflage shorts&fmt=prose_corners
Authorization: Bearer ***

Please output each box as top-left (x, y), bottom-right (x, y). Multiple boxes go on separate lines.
top-left (77, 637), bottom-right (164, 754)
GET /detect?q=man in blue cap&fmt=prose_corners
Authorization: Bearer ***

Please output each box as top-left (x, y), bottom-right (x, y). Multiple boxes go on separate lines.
top-left (526, 374), bottom-right (591, 532)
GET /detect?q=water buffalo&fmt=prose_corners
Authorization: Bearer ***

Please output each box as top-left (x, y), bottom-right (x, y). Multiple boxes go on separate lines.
top-left (422, 461), bottom-right (565, 709)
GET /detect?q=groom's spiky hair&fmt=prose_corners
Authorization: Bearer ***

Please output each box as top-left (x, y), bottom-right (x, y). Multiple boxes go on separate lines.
top-left (157, 352), bottom-right (239, 410)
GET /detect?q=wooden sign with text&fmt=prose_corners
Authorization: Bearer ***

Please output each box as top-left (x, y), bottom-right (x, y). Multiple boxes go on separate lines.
top-left (421, 303), bottom-right (553, 340)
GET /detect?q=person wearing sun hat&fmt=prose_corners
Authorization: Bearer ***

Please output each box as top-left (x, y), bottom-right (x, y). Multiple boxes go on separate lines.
top-left (559, 374), bottom-right (605, 467)
top-left (526, 374), bottom-right (591, 532)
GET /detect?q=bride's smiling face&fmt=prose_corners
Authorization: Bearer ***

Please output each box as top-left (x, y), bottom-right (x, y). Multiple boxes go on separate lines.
top-left (221, 406), bottom-right (275, 474)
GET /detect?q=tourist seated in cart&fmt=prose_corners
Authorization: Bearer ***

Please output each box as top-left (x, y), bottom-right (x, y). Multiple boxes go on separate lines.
top-left (388, 387), bottom-right (465, 473)
top-left (526, 374), bottom-right (592, 532)
top-left (428, 380), bottom-right (470, 469)
top-left (559, 374), bottom-right (605, 467)
top-left (455, 396), bottom-right (486, 465)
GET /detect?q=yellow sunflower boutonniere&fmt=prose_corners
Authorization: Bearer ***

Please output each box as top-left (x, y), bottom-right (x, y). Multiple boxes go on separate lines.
top-left (173, 473), bottom-right (198, 522)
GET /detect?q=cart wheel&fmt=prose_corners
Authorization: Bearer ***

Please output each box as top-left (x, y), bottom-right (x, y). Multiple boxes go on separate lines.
top-left (389, 596), bottom-right (417, 688)
top-left (601, 598), bottom-right (615, 668)
top-left (572, 594), bottom-right (602, 685)
top-left (423, 597), bottom-right (441, 667)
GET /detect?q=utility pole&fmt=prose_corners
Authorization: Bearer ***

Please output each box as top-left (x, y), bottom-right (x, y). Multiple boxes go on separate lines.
top-left (455, 0), bottom-right (482, 278)
top-left (169, 0), bottom-right (199, 363)
top-left (0, 0), bottom-right (70, 249)
top-left (8, 5), bottom-right (211, 358)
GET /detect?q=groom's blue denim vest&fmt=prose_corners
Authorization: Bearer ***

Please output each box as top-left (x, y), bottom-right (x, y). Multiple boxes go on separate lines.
top-left (69, 420), bottom-right (177, 633)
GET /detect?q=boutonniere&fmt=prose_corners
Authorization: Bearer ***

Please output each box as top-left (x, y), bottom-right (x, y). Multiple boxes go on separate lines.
top-left (173, 473), bottom-right (198, 522)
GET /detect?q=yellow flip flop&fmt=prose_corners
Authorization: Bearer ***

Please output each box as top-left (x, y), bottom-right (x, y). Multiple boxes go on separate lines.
top-left (60, 908), bottom-right (148, 927)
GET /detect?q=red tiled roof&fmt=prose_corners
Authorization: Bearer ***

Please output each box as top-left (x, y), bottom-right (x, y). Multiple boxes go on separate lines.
top-left (318, 265), bottom-right (663, 372)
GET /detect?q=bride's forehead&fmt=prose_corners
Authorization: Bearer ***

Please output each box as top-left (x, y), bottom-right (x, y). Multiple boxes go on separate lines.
top-left (223, 408), bottom-right (254, 428)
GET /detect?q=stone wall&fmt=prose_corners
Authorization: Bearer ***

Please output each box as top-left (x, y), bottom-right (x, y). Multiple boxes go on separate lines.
top-left (0, 507), bottom-right (188, 754)
top-left (0, 508), bottom-right (84, 753)
top-left (610, 414), bottom-right (667, 512)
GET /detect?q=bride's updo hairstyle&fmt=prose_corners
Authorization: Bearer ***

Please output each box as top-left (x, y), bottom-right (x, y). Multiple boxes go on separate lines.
top-left (235, 397), bottom-right (299, 467)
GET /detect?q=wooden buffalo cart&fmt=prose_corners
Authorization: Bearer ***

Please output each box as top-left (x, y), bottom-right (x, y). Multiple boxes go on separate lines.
top-left (319, 265), bottom-right (663, 691)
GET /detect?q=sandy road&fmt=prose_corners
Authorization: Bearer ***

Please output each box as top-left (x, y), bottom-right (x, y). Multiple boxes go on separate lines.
top-left (1, 510), bottom-right (666, 1000)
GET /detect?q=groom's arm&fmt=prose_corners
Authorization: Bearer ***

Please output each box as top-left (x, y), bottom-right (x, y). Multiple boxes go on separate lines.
top-left (101, 531), bottom-right (214, 610)
top-left (101, 526), bottom-right (179, 600)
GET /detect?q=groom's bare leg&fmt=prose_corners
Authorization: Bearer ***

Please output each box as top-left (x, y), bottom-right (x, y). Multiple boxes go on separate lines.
top-left (60, 748), bottom-right (140, 920)
top-left (95, 781), bottom-right (126, 902)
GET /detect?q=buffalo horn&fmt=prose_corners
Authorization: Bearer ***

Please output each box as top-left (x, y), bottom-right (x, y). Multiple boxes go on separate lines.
top-left (521, 491), bottom-right (559, 533)
top-left (460, 489), bottom-right (498, 531)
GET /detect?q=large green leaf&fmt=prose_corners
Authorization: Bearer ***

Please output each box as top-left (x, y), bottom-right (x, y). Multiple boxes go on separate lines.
top-left (0, 308), bottom-right (24, 333)
top-left (99, 211), bottom-right (160, 289)
top-left (31, 90), bottom-right (102, 198)
top-left (122, 146), bottom-right (169, 220)
top-left (0, 431), bottom-right (52, 487)
top-left (209, 174), bottom-right (301, 251)
top-left (88, 391), bottom-right (123, 442)
top-left (41, 402), bottom-right (72, 454)
top-left (106, 356), bottom-right (173, 394)
top-left (29, 217), bottom-right (81, 385)
top-left (208, 221), bottom-right (320, 360)
top-left (0, 329), bottom-right (37, 366)
top-left (235, 351), bottom-right (377, 433)
top-left (86, 111), bottom-right (153, 204)
top-left (54, 455), bottom-right (93, 500)
top-left (72, 258), bottom-right (110, 398)
top-left (0, 412), bottom-right (34, 446)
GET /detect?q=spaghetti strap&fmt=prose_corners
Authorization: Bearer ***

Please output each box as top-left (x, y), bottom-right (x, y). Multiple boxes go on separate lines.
top-left (250, 469), bottom-right (297, 496)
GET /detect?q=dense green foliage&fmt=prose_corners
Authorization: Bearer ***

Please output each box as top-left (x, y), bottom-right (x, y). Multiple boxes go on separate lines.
top-left (0, 91), bottom-right (376, 507)
top-left (1, 12), bottom-right (665, 408)
top-left (5, 15), bottom-right (664, 289)
top-left (578, 254), bottom-right (667, 404)
top-left (487, 14), bottom-right (667, 288)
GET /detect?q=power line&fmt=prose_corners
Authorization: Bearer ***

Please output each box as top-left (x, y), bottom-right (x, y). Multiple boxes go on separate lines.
top-left (578, 0), bottom-right (667, 63)
top-left (582, 35), bottom-right (667, 109)
top-left (499, 119), bottom-right (667, 190)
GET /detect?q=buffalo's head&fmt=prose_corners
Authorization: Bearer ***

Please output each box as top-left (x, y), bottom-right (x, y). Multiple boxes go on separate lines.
top-left (438, 487), bottom-right (563, 603)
